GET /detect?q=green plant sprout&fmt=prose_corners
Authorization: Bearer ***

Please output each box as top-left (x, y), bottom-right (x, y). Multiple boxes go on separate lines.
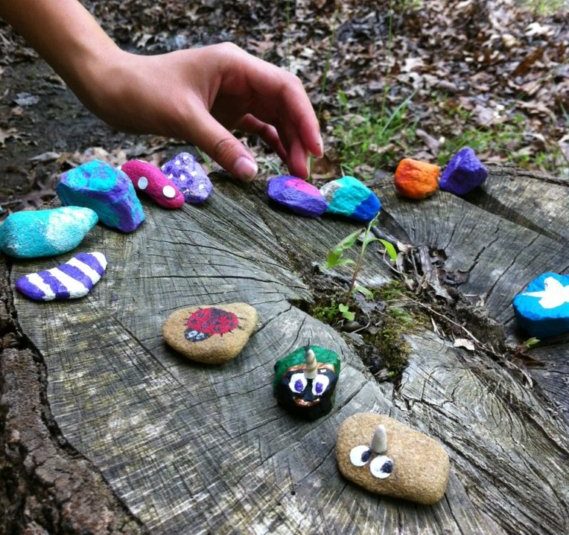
top-left (324, 215), bottom-right (399, 299)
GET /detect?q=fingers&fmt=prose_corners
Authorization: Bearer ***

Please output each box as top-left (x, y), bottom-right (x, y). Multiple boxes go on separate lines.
top-left (237, 114), bottom-right (287, 162)
top-left (187, 104), bottom-right (258, 182)
top-left (215, 47), bottom-right (323, 160)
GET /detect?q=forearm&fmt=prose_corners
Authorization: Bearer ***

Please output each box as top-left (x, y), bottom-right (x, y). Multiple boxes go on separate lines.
top-left (0, 0), bottom-right (121, 100)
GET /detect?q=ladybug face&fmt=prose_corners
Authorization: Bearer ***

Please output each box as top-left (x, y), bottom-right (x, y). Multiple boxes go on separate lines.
top-left (184, 307), bottom-right (239, 343)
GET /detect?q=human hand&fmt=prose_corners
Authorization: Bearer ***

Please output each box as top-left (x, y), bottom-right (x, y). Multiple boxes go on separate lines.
top-left (85, 43), bottom-right (323, 181)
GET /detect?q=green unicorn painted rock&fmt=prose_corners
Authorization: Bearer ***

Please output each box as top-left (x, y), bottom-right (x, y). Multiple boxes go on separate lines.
top-left (273, 345), bottom-right (341, 420)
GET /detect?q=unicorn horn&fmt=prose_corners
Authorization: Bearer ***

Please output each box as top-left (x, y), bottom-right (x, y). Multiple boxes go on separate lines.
top-left (304, 347), bottom-right (318, 380)
top-left (371, 425), bottom-right (387, 454)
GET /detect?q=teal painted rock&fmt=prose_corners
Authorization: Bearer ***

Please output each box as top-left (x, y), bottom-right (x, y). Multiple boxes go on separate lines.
top-left (57, 160), bottom-right (145, 233)
top-left (320, 176), bottom-right (381, 223)
top-left (0, 207), bottom-right (98, 259)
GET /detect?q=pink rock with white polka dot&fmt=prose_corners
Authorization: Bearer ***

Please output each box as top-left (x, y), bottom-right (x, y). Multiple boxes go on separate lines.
top-left (121, 160), bottom-right (185, 209)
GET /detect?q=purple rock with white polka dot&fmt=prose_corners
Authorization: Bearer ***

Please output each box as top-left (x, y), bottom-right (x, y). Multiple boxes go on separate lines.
top-left (161, 152), bottom-right (213, 204)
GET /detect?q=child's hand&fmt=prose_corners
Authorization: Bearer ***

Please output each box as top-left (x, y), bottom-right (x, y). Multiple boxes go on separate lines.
top-left (1, 0), bottom-right (322, 182)
top-left (87, 44), bottom-right (323, 181)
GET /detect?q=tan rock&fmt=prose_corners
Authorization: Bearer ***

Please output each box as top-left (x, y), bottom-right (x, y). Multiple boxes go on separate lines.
top-left (162, 303), bottom-right (258, 364)
top-left (336, 413), bottom-right (450, 505)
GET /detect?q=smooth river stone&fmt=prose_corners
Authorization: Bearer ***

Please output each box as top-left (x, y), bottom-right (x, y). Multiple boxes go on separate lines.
top-left (336, 413), bottom-right (450, 505)
top-left (161, 152), bottom-right (213, 204)
top-left (439, 147), bottom-right (488, 196)
top-left (320, 176), bottom-right (381, 223)
top-left (513, 272), bottom-right (569, 338)
top-left (122, 160), bottom-right (184, 209)
top-left (162, 303), bottom-right (258, 364)
top-left (15, 252), bottom-right (107, 301)
top-left (266, 176), bottom-right (328, 217)
top-left (394, 158), bottom-right (440, 199)
top-left (0, 207), bottom-right (98, 259)
top-left (273, 345), bottom-right (341, 420)
top-left (57, 160), bottom-right (145, 233)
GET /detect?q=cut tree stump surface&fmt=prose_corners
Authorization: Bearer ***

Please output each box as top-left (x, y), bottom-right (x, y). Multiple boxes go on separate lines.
top-left (2, 165), bottom-right (568, 534)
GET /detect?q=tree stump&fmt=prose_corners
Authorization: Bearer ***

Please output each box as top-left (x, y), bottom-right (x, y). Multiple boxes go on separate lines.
top-left (1, 166), bottom-right (568, 534)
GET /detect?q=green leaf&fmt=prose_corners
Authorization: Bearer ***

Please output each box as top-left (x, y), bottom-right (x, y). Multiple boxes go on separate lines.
top-left (324, 251), bottom-right (356, 270)
top-left (523, 337), bottom-right (540, 349)
top-left (338, 303), bottom-right (355, 321)
top-left (378, 239), bottom-right (398, 262)
top-left (354, 283), bottom-right (374, 300)
top-left (333, 228), bottom-right (363, 253)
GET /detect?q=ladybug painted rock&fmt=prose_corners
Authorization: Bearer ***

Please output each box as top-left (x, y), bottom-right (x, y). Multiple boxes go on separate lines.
top-left (184, 307), bottom-right (239, 342)
top-left (162, 303), bottom-right (258, 364)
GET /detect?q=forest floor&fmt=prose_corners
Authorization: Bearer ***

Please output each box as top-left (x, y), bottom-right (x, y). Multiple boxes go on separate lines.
top-left (0, 0), bottom-right (567, 214)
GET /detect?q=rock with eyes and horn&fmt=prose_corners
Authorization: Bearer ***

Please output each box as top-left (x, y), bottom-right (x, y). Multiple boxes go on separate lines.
top-left (273, 345), bottom-right (341, 420)
top-left (336, 413), bottom-right (450, 505)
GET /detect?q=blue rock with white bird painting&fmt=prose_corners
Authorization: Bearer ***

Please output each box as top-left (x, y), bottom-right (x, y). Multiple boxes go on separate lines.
top-left (320, 176), bottom-right (381, 223)
top-left (0, 207), bottom-right (98, 259)
top-left (513, 272), bottom-right (569, 338)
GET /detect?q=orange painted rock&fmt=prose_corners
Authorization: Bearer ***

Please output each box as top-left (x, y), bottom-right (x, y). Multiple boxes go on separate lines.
top-left (394, 159), bottom-right (440, 199)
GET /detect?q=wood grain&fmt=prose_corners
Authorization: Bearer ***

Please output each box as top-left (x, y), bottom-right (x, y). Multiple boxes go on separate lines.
top-left (8, 167), bottom-right (569, 534)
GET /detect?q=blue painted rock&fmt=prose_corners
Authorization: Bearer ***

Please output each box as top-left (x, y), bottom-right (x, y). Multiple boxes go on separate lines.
top-left (161, 152), bottom-right (213, 204)
top-left (439, 147), bottom-right (488, 196)
top-left (513, 272), bottom-right (569, 338)
top-left (15, 252), bottom-right (107, 301)
top-left (57, 160), bottom-right (145, 233)
top-left (320, 176), bottom-right (381, 223)
top-left (266, 176), bottom-right (328, 217)
top-left (122, 160), bottom-right (184, 209)
top-left (0, 207), bottom-right (98, 259)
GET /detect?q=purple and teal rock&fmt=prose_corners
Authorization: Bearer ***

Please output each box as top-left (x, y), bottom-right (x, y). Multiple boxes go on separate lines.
top-left (16, 252), bottom-right (107, 301)
top-left (266, 176), bottom-right (328, 217)
top-left (513, 272), bottom-right (569, 339)
top-left (439, 147), bottom-right (488, 196)
top-left (57, 160), bottom-right (145, 233)
top-left (320, 176), bottom-right (381, 223)
top-left (0, 207), bottom-right (98, 259)
top-left (161, 152), bottom-right (213, 204)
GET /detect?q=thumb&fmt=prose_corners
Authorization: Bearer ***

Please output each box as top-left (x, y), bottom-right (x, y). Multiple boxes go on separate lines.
top-left (188, 107), bottom-right (258, 182)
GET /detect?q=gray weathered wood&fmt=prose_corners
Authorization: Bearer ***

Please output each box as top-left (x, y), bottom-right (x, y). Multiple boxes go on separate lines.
top-left (6, 166), bottom-right (569, 534)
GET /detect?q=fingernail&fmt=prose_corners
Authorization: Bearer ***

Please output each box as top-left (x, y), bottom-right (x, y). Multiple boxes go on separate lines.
top-left (234, 156), bottom-right (258, 182)
top-left (314, 134), bottom-right (324, 157)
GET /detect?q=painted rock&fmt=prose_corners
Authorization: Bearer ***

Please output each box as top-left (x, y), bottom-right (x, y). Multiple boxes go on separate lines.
top-left (336, 413), bottom-right (450, 505)
top-left (439, 147), bottom-right (488, 196)
top-left (273, 345), bottom-right (340, 420)
top-left (122, 160), bottom-right (184, 209)
top-left (161, 152), bottom-right (213, 204)
top-left (0, 207), bottom-right (98, 259)
top-left (394, 158), bottom-right (440, 199)
top-left (162, 303), bottom-right (258, 364)
top-left (513, 272), bottom-right (569, 338)
top-left (15, 252), bottom-right (107, 301)
top-left (266, 176), bottom-right (328, 217)
top-left (320, 176), bottom-right (381, 223)
top-left (57, 160), bottom-right (145, 233)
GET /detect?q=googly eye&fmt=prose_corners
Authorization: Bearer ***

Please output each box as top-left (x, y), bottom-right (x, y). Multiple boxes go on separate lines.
top-left (288, 372), bottom-right (307, 394)
top-left (349, 445), bottom-right (372, 467)
top-left (312, 373), bottom-right (330, 396)
top-left (369, 455), bottom-right (394, 479)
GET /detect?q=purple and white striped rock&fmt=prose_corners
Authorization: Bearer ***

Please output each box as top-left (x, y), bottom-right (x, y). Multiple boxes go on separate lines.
top-left (266, 175), bottom-right (328, 217)
top-left (161, 152), bottom-right (213, 204)
top-left (15, 252), bottom-right (107, 301)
